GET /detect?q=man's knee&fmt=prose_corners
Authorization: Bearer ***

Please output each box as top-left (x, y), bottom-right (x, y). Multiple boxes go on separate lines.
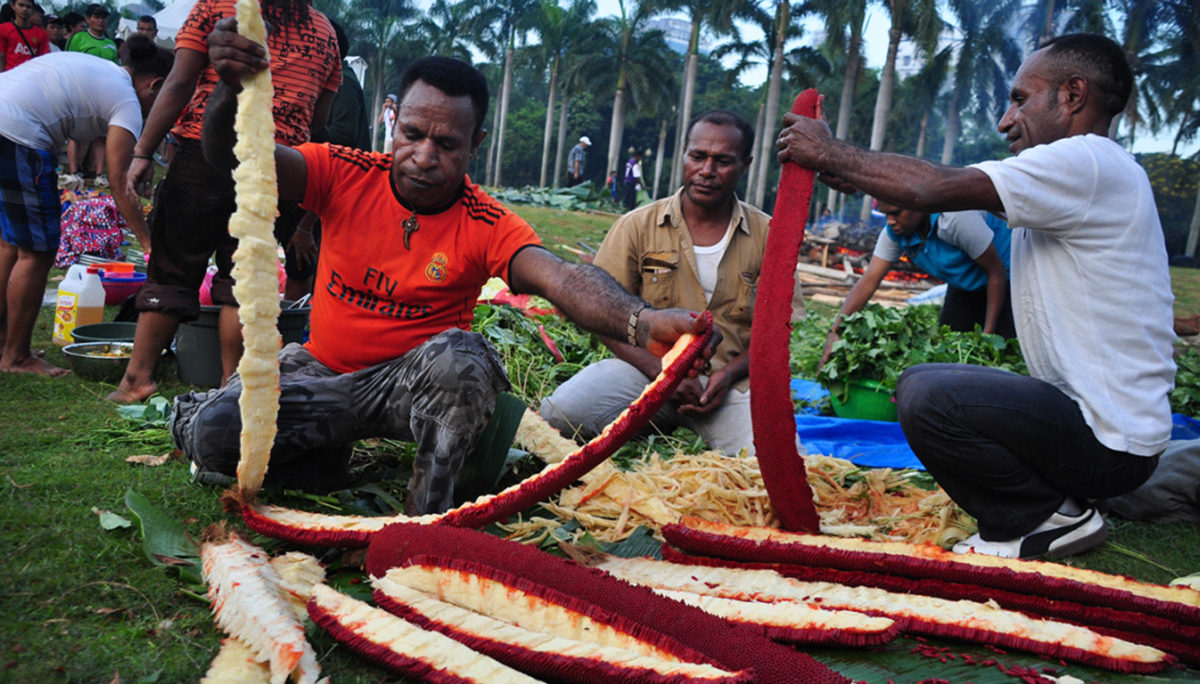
top-left (896, 364), bottom-right (951, 430)
top-left (171, 387), bottom-right (241, 474)
top-left (539, 359), bottom-right (648, 439)
top-left (420, 329), bottom-right (509, 395)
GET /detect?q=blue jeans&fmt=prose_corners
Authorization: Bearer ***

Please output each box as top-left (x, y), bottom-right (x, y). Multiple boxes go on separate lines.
top-left (896, 363), bottom-right (1159, 540)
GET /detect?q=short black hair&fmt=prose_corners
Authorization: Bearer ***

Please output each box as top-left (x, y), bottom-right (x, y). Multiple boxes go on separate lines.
top-left (137, 14), bottom-right (155, 26)
top-left (399, 56), bottom-right (489, 136)
top-left (120, 33), bottom-right (173, 78)
top-left (61, 10), bottom-right (83, 28)
top-left (1039, 33), bottom-right (1133, 117)
top-left (329, 18), bottom-right (348, 59)
top-left (46, 13), bottom-right (62, 25)
top-left (84, 3), bottom-right (109, 17)
top-left (686, 109), bottom-right (755, 161)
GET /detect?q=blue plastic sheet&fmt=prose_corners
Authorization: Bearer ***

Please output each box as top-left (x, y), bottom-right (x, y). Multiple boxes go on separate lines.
top-left (789, 378), bottom-right (1198, 470)
top-left (791, 378), bottom-right (923, 470)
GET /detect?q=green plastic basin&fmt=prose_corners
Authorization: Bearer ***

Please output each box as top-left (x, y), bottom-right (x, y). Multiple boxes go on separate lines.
top-left (828, 379), bottom-right (898, 422)
top-left (70, 322), bottom-right (138, 344)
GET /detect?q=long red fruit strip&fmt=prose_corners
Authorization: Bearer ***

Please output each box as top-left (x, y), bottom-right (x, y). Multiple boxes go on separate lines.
top-left (660, 546), bottom-right (1200, 667)
top-left (364, 522), bottom-right (851, 684)
top-left (232, 314), bottom-right (713, 547)
top-left (373, 566), bottom-right (751, 682)
top-left (750, 89), bottom-right (821, 532)
top-left (640, 548), bottom-right (1171, 674)
top-left (306, 583), bottom-right (541, 683)
top-left (662, 516), bottom-right (1200, 625)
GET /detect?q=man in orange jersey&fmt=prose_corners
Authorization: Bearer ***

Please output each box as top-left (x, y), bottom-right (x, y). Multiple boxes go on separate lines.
top-left (174, 39), bottom-right (715, 515)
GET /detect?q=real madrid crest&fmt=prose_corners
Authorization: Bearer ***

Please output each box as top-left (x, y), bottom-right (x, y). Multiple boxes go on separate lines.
top-left (425, 252), bottom-right (449, 282)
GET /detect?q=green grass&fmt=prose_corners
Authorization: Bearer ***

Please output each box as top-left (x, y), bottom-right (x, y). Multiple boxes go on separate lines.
top-left (2, 210), bottom-right (1199, 682)
top-left (1173, 266), bottom-right (1200, 317)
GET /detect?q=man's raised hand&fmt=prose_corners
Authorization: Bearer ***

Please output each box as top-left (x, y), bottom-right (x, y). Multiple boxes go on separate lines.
top-left (207, 17), bottom-right (269, 90)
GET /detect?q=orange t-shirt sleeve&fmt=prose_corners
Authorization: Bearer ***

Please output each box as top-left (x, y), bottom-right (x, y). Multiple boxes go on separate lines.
top-left (298, 142), bottom-right (334, 216)
top-left (487, 214), bottom-right (541, 284)
top-left (174, 0), bottom-right (217, 53)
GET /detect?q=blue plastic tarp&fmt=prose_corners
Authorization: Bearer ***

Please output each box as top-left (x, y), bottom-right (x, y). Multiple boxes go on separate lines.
top-left (791, 378), bottom-right (922, 470)
top-left (789, 378), bottom-right (1199, 470)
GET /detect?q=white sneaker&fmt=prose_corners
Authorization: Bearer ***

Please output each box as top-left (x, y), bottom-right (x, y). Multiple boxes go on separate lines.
top-left (57, 172), bottom-right (83, 190)
top-left (94, 174), bottom-right (109, 188)
top-left (953, 507), bottom-right (1108, 560)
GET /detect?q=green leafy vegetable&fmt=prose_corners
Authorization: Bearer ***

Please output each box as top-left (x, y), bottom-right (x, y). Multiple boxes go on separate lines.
top-left (812, 304), bottom-right (1026, 392)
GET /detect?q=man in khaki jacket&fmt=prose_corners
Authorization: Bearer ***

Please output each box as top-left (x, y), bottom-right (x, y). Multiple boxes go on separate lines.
top-left (541, 110), bottom-right (789, 456)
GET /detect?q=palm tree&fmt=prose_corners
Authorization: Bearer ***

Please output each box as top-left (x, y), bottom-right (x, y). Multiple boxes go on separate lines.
top-left (1022, 0), bottom-right (1107, 49)
top-left (468, 0), bottom-right (541, 187)
top-left (809, 0), bottom-right (869, 215)
top-left (529, 0), bottom-right (597, 188)
top-left (749, 0), bottom-right (805, 208)
top-left (577, 0), bottom-right (675, 178)
top-left (408, 0), bottom-right (475, 62)
top-left (346, 0), bottom-right (417, 150)
top-left (860, 0), bottom-right (941, 219)
top-left (709, 3), bottom-right (774, 200)
top-left (1106, 0), bottom-right (1172, 147)
top-left (658, 0), bottom-right (759, 192)
top-left (1151, 0), bottom-right (1200, 257)
top-left (939, 0), bottom-right (1020, 165)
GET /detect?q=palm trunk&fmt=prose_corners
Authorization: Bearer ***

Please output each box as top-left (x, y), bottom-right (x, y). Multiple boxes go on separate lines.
top-left (540, 62), bottom-right (560, 188)
top-left (653, 116), bottom-right (668, 199)
top-left (830, 27), bottom-right (861, 216)
top-left (607, 85), bottom-right (627, 179)
top-left (493, 45), bottom-right (515, 187)
top-left (1187, 172), bottom-right (1200, 259)
top-left (751, 1), bottom-right (788, 209)
top-left (940, 88), bottom-right (960, 164)
top-left (916, 108), bottom-right (929, 158)
top-left (485, 95), bottom-right (501, 185)
top-left (371, 52), bottom-right (386, 152)
top-left (862, 22), bottom-right (902, 221)
top-left (746, 101), bottom-right (766, 201)
top-left (553, 96), bottom-right (570, 188)
top-left (670, 21), bottom-right (701, 192)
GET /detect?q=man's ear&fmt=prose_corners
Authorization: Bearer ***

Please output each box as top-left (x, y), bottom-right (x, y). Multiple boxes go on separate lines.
top-left (471, 129), bottom-right (487, 156)
top-left (1060, 75), bottom-right (1088, 114)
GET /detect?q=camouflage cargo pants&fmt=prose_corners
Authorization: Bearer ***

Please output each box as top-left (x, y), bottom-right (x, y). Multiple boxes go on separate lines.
top-left (171, 328), bottom-right (510, 514)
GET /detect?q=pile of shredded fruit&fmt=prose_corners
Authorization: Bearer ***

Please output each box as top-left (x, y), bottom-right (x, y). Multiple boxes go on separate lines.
top-left (497, 447), bottom-right (976, 547)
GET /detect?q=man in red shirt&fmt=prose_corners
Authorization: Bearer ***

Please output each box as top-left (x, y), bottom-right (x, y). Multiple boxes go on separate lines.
top-left (0, 0), bottom-right (49, 71)
top-left (173, 29), bottom-right (713, 515)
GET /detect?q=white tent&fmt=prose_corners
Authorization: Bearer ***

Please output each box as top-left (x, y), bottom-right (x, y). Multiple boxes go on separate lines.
top-left (116, 0), bottom-right (197, 48)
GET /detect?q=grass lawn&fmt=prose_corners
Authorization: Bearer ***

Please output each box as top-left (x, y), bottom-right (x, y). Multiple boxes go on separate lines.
top-left (1, 205), bottom-right (1198, 682)
top-left (1174, 266), bottom-right (1200, 317)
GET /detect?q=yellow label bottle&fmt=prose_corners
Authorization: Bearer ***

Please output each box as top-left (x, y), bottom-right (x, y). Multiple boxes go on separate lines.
top-left (53, 264), bottom-right (106, 345)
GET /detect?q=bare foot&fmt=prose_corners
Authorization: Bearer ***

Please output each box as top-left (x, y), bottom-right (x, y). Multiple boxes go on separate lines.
top-left (0, 354), bottom-right (70, 377)
top-left (107, 380), bottom-right (158, 404)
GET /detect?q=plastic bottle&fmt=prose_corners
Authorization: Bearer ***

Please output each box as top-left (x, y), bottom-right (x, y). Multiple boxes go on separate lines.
top-left (53, 264), bottom-right (105, 345)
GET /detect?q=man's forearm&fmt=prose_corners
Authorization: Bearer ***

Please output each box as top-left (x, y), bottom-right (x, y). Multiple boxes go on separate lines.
top-left (201, 80), bottom-right (240, 171)
top-left (819, 142), bottom-right (1001, 214)
top-left (543, 260), bottom-right (646, 342)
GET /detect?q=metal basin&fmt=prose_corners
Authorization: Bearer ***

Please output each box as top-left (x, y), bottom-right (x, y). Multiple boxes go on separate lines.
top-left (62, 341), bottom-right (133, 383)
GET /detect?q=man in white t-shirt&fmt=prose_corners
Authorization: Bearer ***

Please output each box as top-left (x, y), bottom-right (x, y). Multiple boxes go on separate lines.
top-left (776, 33), bottom-right (1174, 560)
top-left (0, 45), bottom-right (169, 376)
top-left (542, 110), bottom-right (779, 457)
